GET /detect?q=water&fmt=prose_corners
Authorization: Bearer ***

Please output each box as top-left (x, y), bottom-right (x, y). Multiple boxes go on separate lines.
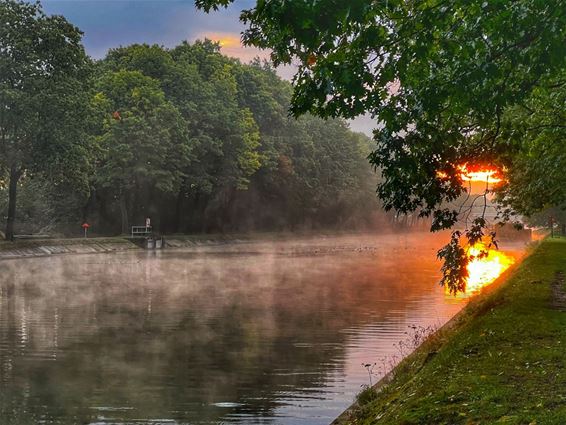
top-left (0, 233), bottom-right (521, 424)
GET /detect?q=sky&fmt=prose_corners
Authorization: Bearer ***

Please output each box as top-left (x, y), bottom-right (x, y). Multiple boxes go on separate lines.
top-left (40, 0), bottom-right (375, 136)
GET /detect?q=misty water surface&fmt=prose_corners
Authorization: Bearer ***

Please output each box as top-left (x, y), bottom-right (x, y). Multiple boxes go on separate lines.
top-left (0, 233), bottom-right (522, 424)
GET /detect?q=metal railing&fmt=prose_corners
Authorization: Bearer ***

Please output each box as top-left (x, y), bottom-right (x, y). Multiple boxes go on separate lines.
top-left (131, 226), bottom-right (152, 237)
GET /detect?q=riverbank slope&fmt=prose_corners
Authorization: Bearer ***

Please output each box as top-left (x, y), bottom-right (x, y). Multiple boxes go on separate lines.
top-left (336, 237), bottom-right (566, 424)
top-left (0, 237), bottom-right (140, 259)
top-left (0, 230), bottom-right (403, 260)
top-left (0, 234), bottom-right (275, 259)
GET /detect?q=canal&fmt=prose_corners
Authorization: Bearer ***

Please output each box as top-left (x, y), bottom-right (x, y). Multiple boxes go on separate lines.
top-left (0, 233), bottom-right (523, 424)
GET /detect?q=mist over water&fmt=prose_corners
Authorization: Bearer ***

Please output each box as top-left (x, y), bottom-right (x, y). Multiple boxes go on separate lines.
top-left (0, 233), bottom-right (523, 424)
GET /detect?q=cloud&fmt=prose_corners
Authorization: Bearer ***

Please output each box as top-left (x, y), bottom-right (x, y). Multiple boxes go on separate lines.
top-left (40, 0), bottom-right (247, 59)
top-left (192, 31), bottom-right (269, 63)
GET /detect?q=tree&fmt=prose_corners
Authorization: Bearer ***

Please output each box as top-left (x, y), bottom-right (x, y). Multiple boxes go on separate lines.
top-left (92, 70), bottom-right (192, 234)
top-left (168, 41), bottom-right (263, 232)
top-left (497, 78), bottom-right (566, 217)
top-left (196, 0), bottom-right (566, 292)
top-left (0, 0), bottom-right (91, 240)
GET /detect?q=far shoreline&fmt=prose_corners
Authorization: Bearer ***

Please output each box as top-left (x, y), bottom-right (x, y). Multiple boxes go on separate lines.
top-left (0, 229), bottom-right (440, 261)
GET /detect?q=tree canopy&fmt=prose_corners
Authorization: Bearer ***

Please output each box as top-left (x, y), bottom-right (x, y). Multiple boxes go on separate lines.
top-left (87, 41), bottom-right (380, 234)
top-left (92, 69), bottom-right (192, 233)
top-left (196, 0), bottom-right (566, 292)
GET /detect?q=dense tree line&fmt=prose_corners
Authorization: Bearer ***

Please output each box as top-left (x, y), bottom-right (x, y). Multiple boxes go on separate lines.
top-left (0, 1), bottom-right (385, 238)
top-left (88, 42), bottom-right (381, 235)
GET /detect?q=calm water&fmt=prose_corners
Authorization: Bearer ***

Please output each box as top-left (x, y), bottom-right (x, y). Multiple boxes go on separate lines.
top-left (0, 233), bottom-right (520, 424)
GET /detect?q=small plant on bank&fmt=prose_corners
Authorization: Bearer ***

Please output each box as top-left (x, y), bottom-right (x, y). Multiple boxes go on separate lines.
top-left (356, 384), bottom-right (379, 406)
top-left (362, 362), bottom-right (377, 386)
top-left (394, 324), bottom-right (439, 358)
top-left (357, 324), bottom-right (441, 406)
top-left (356, 362), bottom-right (380, 407)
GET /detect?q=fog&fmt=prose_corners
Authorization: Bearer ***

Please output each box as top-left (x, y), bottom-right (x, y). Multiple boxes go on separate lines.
top-left (0, 232), bottom-right (524, 424)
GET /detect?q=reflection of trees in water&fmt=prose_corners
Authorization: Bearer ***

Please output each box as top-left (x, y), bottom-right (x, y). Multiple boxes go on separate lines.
top-left (0, 233), bottom-right (452, 423)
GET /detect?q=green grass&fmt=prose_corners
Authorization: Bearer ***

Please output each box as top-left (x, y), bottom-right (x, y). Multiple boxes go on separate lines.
top-left (343, 238), bottom-right (566, 425)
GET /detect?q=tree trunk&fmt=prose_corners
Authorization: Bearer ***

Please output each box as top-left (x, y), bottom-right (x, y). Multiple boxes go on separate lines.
top-left (5, 165), bottom-right (22, 241)
top-left (119, 193), bottom-right (129, 235)
top-left (174, 186), bottom-right (185, 233)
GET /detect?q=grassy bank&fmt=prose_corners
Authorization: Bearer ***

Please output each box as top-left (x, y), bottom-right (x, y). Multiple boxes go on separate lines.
top-left (339, 238), bottom-right (566, 424)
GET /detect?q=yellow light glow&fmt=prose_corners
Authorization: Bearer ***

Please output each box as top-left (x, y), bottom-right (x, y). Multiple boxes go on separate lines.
top-left (459, 166), bottom-right (502, 183)
top-left (436, 165), bottom-right (503, 184)
top-left (193, 32), bottom-right (270, 63)
top-left (447, 243), bottom-right (515, 297)
top-left (198, 32), bottom-right (241, 48)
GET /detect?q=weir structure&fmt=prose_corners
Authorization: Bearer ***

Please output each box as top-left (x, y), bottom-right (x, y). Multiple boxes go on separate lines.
top-left (128, 225), bottom-right (164, 250)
